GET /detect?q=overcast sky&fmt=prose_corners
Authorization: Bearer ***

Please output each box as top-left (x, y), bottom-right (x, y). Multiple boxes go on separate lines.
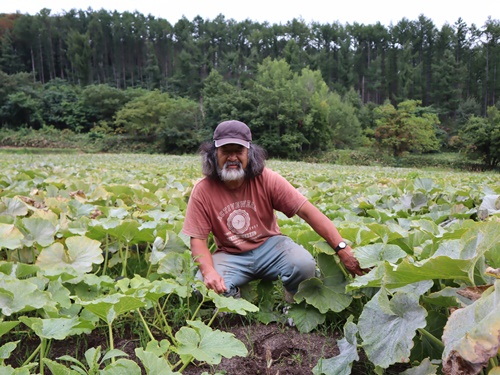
top-left (3, 0), bottom-right (498, 28)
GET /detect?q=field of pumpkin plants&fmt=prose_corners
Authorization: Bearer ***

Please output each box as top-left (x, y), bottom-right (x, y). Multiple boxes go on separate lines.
top-left (0, 152), bottom-right (499, 375)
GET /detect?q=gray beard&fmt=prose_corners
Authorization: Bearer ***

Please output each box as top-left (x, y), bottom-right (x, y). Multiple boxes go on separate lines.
top-left (218, 162), bottom-right (246, 181)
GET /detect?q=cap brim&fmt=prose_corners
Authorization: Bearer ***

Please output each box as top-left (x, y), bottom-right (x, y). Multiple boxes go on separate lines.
top-left (214, 138), bottom-right (250, 148)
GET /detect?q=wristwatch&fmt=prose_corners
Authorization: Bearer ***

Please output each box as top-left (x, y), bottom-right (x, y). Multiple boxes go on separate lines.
top-left (334, 241), bottom-right (347, 253)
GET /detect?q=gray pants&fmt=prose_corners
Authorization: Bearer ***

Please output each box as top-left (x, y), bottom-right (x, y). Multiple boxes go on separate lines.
top-left (197, 235), bottom-right (316, 296)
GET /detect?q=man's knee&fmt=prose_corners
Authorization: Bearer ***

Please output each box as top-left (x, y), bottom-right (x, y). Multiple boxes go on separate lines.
top-left (279, 246), bottom-right (316, 282)
top-left (285, 243), bottom-right (316, 277)
top-left (293, 254), bottom-right (316, 278)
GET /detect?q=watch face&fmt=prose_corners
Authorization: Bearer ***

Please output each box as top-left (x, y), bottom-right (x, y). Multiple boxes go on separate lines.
top-left (337, 241), bottom-right (347, 250)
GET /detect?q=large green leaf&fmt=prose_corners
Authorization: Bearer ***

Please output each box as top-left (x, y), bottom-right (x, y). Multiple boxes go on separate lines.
top-left (0, 364), bottom-right (36, 374)
top-left (210, 291), bottom-right (259, 315)
top-left (144, 339), bottom-right (171, 356)
top-left (436, 222), bottom-right (500, 262)
top-left (157, 251), bottom-right (189, 277)
top-left (43, 358), bottom-right (81, 375)
top-left (0, 277), bottom-right (51, 316)
top-left (0, 224), bottom-right (23, 250)
top-left (0, 262), bottom-right (39, 279)
top-left (294, 278), bottom-right (352, 313)
top-left (107, 219), bottom-right (140, 243)
top-left (0, 197), bottom-right (29, 217)
top-left (36, 236), bottom-right (103, 273)
top-left (336, 226), bottom-right (379, 246)
top-left (312, 316), bottom-right (359, 375)
top-left (366, 222), bottom-right (407, 242)
top-left (358, 290), bottom-right (427, 368)
top-left (19, 316), bottom-right (80, 340)
top-left (0, 340), bottom-right (19, 361)
top-left (175, 320), bottom-right (247, 365)
top-left (383, 257), bottom-right (474, 289)
top-left (135, 349), bottom-right (174, 375)
top-left (286, 303), bottom-right (326, 333)
top-left (414, 178), bottom-right (435, 193)
top-left (346, 264), bottom-right (387, 291)
top-left (0, 321), bottom-right (20, 338)
top-left (474, 222), bottom-right (500, 268)
top-left (47, 279), bottom-right (72, 309)
top-left (67, 200), bottom-right (96, 219)
top-left (316, 252), bottom-right (346, 280)
top-left (384, 222), bottom-right (500, 290)
top-left (127, 276), bottom-right (180, 303)
top-left (79, 294), bottom-right (146, 324)
top-left (442, 280), bottom-right (500, 375)
top-left (101, 359), bottom-right (142, 375)
top-left (354, 243), bottom-right (408, 268)
top-left (21, 217), bottom-right (57, 247)
top-left (135, 340), bottom-right (181, 375)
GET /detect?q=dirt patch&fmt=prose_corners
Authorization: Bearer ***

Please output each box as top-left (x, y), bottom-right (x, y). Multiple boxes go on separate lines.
top-left (183, 318), bottom-right (414, 375)
top-left (182, 321), bottom-right (341, 375)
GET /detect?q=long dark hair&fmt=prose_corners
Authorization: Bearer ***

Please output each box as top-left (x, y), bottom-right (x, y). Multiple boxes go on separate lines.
top-left (199, 142), bottom-right (267, 180)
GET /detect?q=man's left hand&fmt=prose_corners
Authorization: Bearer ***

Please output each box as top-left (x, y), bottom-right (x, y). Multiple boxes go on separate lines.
top-left (337, 246), bottom-right (366, 276)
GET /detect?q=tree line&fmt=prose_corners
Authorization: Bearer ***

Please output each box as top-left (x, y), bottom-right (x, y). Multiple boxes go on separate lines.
top-left (0, 9), bottom-right (499, 166)
top-left (2, 9), bottom-right (500, 113)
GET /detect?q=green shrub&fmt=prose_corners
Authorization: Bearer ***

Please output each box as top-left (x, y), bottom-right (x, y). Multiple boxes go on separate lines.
top-left (306, 149), bottom-right (395, 166)
top-left (303, 149), bottom-right (492, 171)
top-left (0, 127), bottom-right (162, 154)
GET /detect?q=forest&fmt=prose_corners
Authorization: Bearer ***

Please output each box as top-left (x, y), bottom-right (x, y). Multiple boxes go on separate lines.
top-left (0, 8), bottom-right (499, 166)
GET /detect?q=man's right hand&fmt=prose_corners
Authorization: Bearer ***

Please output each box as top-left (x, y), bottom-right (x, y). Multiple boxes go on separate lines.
top-left (201, 268), bottom-right (227, 294)
top-left (190, 237), bottom-right (227, 294)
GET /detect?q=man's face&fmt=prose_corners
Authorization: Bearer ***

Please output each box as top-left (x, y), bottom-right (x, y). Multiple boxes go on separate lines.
top-left (216, 144), bottom-right (248, 181)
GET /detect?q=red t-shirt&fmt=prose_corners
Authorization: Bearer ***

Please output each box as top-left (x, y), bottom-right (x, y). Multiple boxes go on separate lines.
top-left (182, 168), bottom-right (308, 254)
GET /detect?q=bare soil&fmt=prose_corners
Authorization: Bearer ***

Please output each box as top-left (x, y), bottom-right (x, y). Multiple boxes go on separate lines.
top-left (182, 320), bottom-right (343, 375)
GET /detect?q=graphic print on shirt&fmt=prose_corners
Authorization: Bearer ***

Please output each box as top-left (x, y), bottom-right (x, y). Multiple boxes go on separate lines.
top-left (227, 209), bottom-right (250, 234)
top-left (218, 200), bottom-right (258, 245)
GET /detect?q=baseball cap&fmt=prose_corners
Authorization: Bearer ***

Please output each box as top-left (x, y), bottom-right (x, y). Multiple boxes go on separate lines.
top-left (213, 120), bottom-right (252, 148)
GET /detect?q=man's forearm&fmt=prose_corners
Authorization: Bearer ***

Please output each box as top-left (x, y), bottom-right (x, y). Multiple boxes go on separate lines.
top-left (297, 201), bottom-right (344, 247)
top-left (190, 238), bottom-right (215, 276)
top-left (190, 237), bottom-right (227, 292)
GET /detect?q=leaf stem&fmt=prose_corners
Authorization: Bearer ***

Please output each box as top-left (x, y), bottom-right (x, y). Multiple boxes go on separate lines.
top-left (489, 356), bottom-right (498, 369)
top-left (335, 254), bottom-right (352, 280)
top-left (417, 328), bottom-right (444, 350)
top-left (155, 302), bottom-right (176, 343)
top-left (121, 242), bottom-right (129, 277)
top-left (108, 323), bottom-right (115, 362)
top-left (23, 342), bottom-right (41, 366)
top-left (40, 338), bottom-right (46, 375)
top-left (207, 308), bottom-right (219, 327)
top-left (189, 295), bottom-right (205, 321)
top-left (102, 234), bottom-right (109, 276)
top-left (136, 309), bottom-right (155, 341)
top-left (177, 356), bottom-right (194, 373)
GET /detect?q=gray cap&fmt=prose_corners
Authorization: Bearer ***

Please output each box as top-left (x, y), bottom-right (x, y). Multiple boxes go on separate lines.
top-left (213, 120), bottom-right (252, 148)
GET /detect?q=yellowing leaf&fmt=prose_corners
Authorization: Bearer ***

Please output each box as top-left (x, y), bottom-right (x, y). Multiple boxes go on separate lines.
top-left (442, 280), bottom-right (500, 375)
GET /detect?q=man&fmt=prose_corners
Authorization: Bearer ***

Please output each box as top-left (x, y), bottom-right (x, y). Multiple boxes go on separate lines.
top-left (182, 120), bottom-right (364, 300)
